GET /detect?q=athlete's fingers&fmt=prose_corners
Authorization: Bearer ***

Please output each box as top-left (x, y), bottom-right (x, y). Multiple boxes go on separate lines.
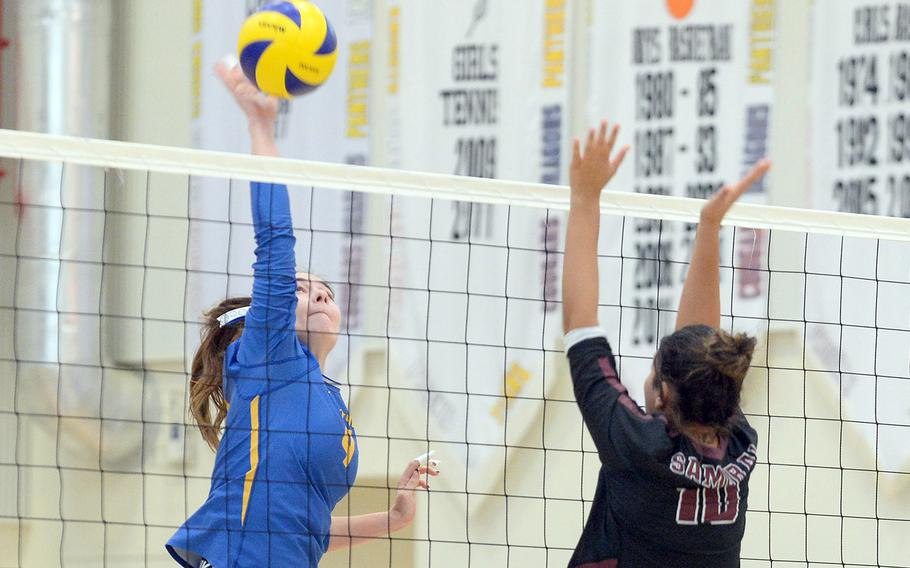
top-left (417, 479), bottom-right (429, 490)
top-left (586, 127), bottom-right (595, 152)
top-left (598, 120), bottom-right (609, 145)
top-left (572, 138), bottom-right (582, 167)
top-left (234, 84), bottom-right (249, 98)
top-left (215, 58), bottom-right (246, 91)
top-left (731, 159), bottom-right (771, 197)
top-left (711, 160), bottom-right (769, 219)
top-left (605, 124), bottom-right (620, 158)
top-left (401, 468), bottom-right (420, 490)
top-left (237, 82), bottom-right (259, 99)
top-left (401, 459), bottom-right (420, 484)
top-left (611, 145), bottom-right (630, 173)
top-left (411, 450), bottom-right (435, 463)
top-left (214, 61), bottom-right (238, 89)
top-left (415, 466), bottom-right (440, 476)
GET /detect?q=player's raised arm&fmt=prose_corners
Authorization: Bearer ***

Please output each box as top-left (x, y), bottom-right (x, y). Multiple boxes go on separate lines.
top-left (562, 121), bottom-right (629, 333)
top-left (562, 122), bottom-right (676, 468)
top-left (214, 61), bottom-right (299, 363)
top-left (675, 160), bottom-right (771, 331)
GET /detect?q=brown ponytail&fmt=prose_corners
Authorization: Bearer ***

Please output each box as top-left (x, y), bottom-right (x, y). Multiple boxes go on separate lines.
top-left (189, 297), bottom-right (251, 451)
top-left (655, 325), bottom-right (757, 434)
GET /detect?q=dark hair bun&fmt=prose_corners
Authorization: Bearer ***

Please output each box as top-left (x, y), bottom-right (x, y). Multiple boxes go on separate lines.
top-left (707, 331), bottom-right (757, 383)
top-left (656, 325), bottom-right (757, 432)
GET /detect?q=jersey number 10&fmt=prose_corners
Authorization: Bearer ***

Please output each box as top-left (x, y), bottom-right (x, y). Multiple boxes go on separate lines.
top-left (675, 485), bottom-right (740, 525)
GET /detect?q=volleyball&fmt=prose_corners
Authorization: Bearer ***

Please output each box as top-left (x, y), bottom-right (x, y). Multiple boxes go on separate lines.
top-left (237, 1), bottom-right (338, 98)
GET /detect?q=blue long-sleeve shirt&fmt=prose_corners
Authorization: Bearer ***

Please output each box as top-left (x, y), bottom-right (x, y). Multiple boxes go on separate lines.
top-left (167, 182), bottom-right (358, 568)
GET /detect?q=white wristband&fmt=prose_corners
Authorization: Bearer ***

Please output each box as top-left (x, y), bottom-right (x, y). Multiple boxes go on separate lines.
top-left (564, 326), bottom-right (608, 353)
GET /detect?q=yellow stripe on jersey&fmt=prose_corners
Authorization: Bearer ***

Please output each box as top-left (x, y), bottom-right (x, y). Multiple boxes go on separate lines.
top-left (342, 426), bottom-right (355, 468)
top-left (241, 395), bottom-right (260, 526)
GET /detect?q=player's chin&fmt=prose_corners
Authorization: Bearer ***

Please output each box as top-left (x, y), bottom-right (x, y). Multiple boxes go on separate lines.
top-left (296, 325), bottom-right (340, 354)
top-left (305, 315), bottom-right (341, 336)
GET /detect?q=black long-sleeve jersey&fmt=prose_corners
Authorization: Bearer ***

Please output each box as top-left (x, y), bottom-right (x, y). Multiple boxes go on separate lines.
top-left (567, 335), bottom-right (758, 568)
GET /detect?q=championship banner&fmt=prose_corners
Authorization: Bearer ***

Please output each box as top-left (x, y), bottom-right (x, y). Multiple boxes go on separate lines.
top-left (810, 0), bottom-right (910, 218)
top-left (809, 1), bottom-right (910, 476)
top-left (588, 0), bottom-right (774, 362)
top-left (188, 0), bottom-right (373, 379)
top-left (381, 0), bottom-right (572, 485)
top-left (384, 0), bottom-right (570, 183)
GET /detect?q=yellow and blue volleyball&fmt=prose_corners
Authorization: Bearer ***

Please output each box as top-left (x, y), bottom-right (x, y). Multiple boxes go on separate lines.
top-left (237, 1), bottom-right (338, 98)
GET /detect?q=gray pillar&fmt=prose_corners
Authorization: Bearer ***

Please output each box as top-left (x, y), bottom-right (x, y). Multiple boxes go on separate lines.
top-left (14, 0), bottom-right (113, 367)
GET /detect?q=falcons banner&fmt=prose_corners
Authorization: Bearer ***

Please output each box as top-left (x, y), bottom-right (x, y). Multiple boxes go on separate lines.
top-left (188, 0), bottom-right (373, 379)
top-left (380, 0), bottom-right (573, 490)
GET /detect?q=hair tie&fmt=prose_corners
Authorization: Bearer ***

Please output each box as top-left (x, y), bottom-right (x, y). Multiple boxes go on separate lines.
top-left (217, 306), bottom-right (250, 328)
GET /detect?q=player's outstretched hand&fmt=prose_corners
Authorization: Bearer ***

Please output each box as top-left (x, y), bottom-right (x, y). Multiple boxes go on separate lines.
top-left (389, 458), bottom-right (440, 529)
top-left (214, 58), bottom-right (279, 129)
top-left (699, 160), bottom-right (771, 228)
top-left (569, 120), bottom-right (630, 204)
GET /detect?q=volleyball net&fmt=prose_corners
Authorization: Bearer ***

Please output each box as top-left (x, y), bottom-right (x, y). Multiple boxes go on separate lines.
top-left (0, 130), bottom-right (909, 567)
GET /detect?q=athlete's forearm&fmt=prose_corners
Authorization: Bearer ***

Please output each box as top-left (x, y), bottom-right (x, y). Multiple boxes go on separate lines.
top-left (326, 511), bottom-right (409, 552)
top-left (562, 195), bottom-right (601, 333)
top-left (677, 160), bottom-right (769, 330)
top-left (675, 220), bottom-right (721, 330)
top-left (236, 179), bottom-right (299, 365)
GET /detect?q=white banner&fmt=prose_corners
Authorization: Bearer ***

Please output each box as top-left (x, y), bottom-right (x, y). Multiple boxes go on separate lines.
top-left (384, 0), bottom-right (571, 183)
top-left (809, 0), bottom-right (910, 475)
top-left (588, 0), bottom-right (774, 363)
top-left (194, 0), bottom-right (371, 163)
top-left (380, 0), bottom-right (573, 487)
top-left (810, 0), bottom-right (910, 218)
top-left (188, 0), bottom-right (373, 380)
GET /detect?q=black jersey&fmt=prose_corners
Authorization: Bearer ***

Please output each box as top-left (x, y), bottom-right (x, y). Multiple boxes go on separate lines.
top-left (567, 335), bottom-right (758, 568)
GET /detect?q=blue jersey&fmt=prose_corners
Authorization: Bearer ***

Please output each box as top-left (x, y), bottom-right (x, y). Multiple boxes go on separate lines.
top-left (167, 182), bottom-right (358, 567)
